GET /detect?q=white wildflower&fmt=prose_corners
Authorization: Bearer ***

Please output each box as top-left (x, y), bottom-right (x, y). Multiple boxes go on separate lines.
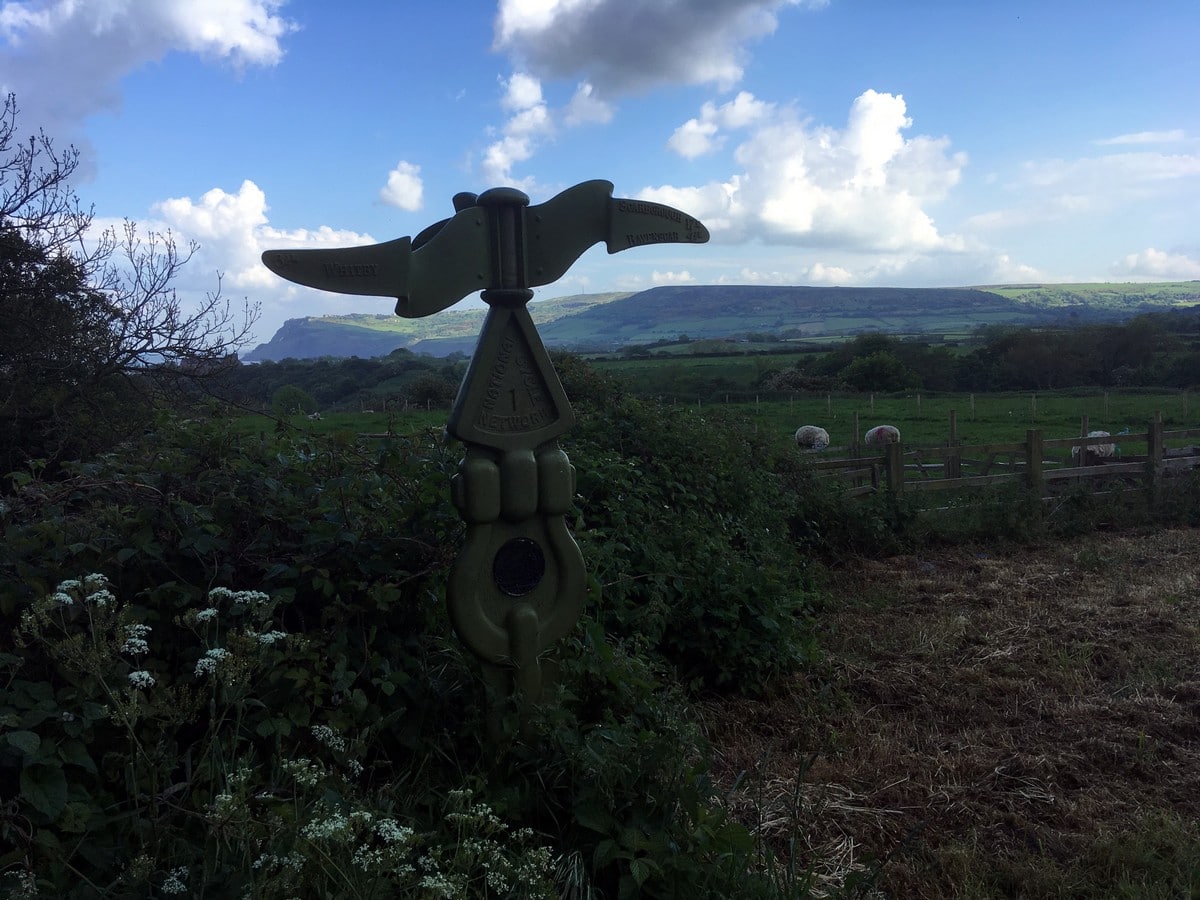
top-left (300, 809), bottom-right (353, 842)
top-left (282, 758), bottom-right (323, 787)
top-left (56, 579), bottom-right (82, 592)
top-left (121, 624), bottom-right (152, 656)
top-left (160, 866), bottom-right (188, 895)
top-left (376, 819), bottom-right (414, 845)
top-left (256, 630), bottom-right (287, 645)
top-left (127, 670), bottom-right (156, 690)
top-left (234, 590), bottom-right (270, 606)
top-left (195, 608), bottom-right (218, 622)
top-left (208, 587), bottom-right (234, 603)
top-left (311, 725), bottom-right (347, 753)
top-left (194, 647), bottom-right (230, 677)
top-left (51, 591), bottom-right (74, 606)
top-left (86, 588), bottom-right (115, 607)
top-left (83, 573), bottom-right (107, 590)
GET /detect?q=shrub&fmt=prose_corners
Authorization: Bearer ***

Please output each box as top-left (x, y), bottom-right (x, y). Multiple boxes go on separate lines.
top-left (1, 411), bottom-right (805, 896)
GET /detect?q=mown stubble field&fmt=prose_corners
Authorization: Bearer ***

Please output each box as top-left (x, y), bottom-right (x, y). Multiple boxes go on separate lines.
top-left (704, 527), bottom-right (1200, 898)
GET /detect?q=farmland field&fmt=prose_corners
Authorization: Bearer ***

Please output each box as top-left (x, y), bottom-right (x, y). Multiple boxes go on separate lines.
top-left (250, 385), bottom-right (1197, 464)
top-left (704, 526), bottom-right (1200, 897)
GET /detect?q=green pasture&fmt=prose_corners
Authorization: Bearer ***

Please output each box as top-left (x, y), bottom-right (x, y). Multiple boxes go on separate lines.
top-left (674, 389), bottom-right (1197, 460)
top-left (230, 387), bottom-right (1196, 467)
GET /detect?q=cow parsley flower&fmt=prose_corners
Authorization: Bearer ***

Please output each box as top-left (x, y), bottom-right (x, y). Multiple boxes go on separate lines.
top-left (195, 608), bottom-right (218, 622)
top-left (121, 623), bottom-right (152, 655)
top-left (160, 866), bottom-right (188, 894)
top-left (128, 670), bottom-right (156, 690)
top-left (311, 725), bottom-right (347, 753)
top-left (86, 588), bottom-right (115, 608)
top-left (194, 647), bottom-right (230, 677)
top-left (256, 630), bottom-right (288, 645)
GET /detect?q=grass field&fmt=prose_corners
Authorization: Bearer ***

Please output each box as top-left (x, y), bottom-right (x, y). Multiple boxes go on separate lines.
top-left (242, 386), bottom-right (1196, 464)
top-left (663, 389), bottom-right (1196, 461)
top-left (704, 527), bottom-right (1200, 897)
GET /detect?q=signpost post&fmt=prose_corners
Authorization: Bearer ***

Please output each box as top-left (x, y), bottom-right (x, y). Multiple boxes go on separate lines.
top-left (263, 179), bottom-right (708, 735)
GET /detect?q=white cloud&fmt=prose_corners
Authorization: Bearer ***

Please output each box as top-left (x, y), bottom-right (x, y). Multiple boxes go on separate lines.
top-left (970, 146), bottom-right (1200, 235)
top-left (493, 0), bottom-right (827, 95)
top-left (379, 161), bottom-right (423, 212)
top-left (483, 71), bottom-right (553, 183)
top-left (647, 90), bottom-right (968, 254)
top-left (651, 269), bottom-right (695, 284)
top-left (502, 71), bottom-right (543, 111)
top-left (668, 91), bottom-right (773, 158)
top-left (1094, 129), bottom-right (1186, 146)
top-left (668, 117), bottom-right (721, 159)
top-left (0, 0), bottom-right (295, 142)
top-left (564, 82), bottom-right (613, 126)
top-left (150, 178), bottom-right (375, 338)
top-left (1112, 247), bottom-right (1200, 280)
top-left (806, 262), bottom-right (853, 284)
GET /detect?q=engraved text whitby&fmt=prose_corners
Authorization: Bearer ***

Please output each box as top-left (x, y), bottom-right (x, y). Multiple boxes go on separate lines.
top-left (322, 262), bottom-right (380, 278)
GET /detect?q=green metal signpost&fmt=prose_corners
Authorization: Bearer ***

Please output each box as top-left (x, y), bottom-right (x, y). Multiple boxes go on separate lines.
top-left (263, 180), bottom-right (708, 732)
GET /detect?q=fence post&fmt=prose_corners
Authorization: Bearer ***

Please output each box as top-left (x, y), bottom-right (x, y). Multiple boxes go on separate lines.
top-left (1146, 411), bottom-right (1164, 506)
top-left (1077, 415), bottom-right (1089, 468)
top-left (1025, 429), bottom-right (1044, 497)
top-left (946, 409), bottom-right (961, 478)
top-left (885, 441), bottom-right (904, 495)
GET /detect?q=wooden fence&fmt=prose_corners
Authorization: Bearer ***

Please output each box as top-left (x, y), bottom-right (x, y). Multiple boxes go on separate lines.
top-left (808, 414), bottom-right (1200, 500)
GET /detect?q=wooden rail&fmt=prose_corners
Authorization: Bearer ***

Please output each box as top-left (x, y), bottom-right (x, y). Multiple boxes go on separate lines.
top-left (808, 415), bottom-right (1200, 501)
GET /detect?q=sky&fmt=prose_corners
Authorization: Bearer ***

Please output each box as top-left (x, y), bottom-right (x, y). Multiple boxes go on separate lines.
top-left (1, 0), bottom-right (1198, 349)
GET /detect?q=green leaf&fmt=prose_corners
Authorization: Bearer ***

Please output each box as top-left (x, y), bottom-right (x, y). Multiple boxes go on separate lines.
top-left (629, 857), bottom-right (651, 887)
top-left (593, 838), bottom-right (622, 870)
top-left (574, 801), bottom-right (615, 834)
top-left (58, 801), bottom-right (96, 833)
top-left (58, 740), bottom-right (97, 773)
top-left (5, 730), bottom-right (41, 756)
top-left (21, 764), bottom-right (68, 819)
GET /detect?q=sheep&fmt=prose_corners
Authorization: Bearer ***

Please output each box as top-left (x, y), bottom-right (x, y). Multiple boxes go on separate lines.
top-left (864, 424), bottom-right (900, 446)
top-left (306, 412), bottom-right (322, 421)
top-left (1071, 430), bottom-right (1114, 462)
top-left (794, 425), bottom-right (830, 452)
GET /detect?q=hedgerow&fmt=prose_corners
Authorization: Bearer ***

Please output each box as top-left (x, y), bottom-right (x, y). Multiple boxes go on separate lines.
top-left (1, 385), bottom-right (818, 896)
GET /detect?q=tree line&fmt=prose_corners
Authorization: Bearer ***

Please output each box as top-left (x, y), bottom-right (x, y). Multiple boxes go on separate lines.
top-left (761, 315), bottom-right (1200, 395)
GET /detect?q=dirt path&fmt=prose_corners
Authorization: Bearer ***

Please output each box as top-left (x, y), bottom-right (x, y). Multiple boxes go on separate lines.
top-left (703, 527), bottom-right (1200, 898)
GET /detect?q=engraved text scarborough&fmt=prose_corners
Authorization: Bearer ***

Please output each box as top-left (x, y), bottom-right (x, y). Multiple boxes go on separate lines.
top-left (616, 200), bottom-right (706, 248)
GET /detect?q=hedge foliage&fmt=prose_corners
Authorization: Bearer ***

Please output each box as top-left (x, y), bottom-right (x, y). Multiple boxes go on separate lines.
top-left (0, 360), bottom-right (823, 897)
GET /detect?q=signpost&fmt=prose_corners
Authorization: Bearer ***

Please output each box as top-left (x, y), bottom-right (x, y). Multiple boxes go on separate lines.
top-left (263, 179), bottom-right (708, 734)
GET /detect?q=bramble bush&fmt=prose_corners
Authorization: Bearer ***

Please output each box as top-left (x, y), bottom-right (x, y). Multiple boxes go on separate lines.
top-left (1, 389), bottom-right (821, 896)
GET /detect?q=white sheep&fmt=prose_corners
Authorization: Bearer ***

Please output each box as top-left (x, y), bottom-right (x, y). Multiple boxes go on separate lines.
top-left (864, 424), bottom-right (900, 446)
top-left (306, 412), bottom-right (322, 421)
top-left (1071, 430), bottom-right (1114, 461)
top-left (794, 425), bottom-right (830, 452)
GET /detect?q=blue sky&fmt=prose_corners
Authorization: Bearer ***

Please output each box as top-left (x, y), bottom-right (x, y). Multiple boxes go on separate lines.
top-left (2, 0), bottom-right (1197, 348)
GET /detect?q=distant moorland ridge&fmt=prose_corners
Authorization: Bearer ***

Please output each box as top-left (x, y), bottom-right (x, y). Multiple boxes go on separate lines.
top-left (242, 282), bottom-right (1200, 361)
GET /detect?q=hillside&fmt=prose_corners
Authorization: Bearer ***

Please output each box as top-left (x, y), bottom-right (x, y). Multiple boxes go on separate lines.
top-left (242, 282), bottom-right (1200, 361)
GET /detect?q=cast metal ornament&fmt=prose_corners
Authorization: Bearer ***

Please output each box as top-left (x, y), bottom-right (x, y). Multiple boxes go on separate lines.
top-left (263, 180), bottom-right (709, 727)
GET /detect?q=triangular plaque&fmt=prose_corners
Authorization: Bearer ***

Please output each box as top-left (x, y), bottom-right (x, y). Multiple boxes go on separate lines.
top-left (448, 305), bottom-right (575, 451)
